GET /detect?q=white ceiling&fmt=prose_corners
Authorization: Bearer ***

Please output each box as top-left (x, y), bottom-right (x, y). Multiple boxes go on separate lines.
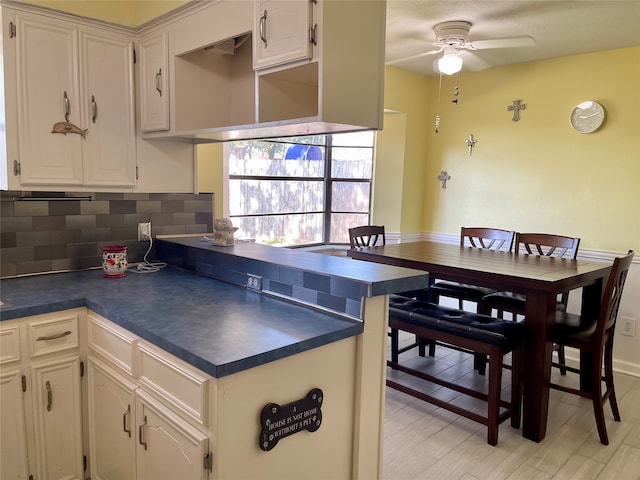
top-left (385, 0), bottom-right (640, 77)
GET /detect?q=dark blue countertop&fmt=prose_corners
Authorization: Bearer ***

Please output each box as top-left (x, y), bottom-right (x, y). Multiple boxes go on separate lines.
top-left (0, 267), bottom-right (363, 378)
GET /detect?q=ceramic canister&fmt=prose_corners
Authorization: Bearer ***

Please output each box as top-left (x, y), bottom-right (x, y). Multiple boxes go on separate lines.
top-left (102, 246), bottom-right (128, 278)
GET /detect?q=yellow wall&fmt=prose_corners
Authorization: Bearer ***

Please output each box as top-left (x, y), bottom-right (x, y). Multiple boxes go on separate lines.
top-left (20, 0), bottom-right (188, 27)
top-left (371, 112), bottom-right (406, 231)
top-left (381, 69), bottom-right (431, 234)
top-left (18, 0), bottom-right (638, 252)
top-left (197, 143), bottom-right (224, 219)
top-left (383, 46), bottom-right (640, 253)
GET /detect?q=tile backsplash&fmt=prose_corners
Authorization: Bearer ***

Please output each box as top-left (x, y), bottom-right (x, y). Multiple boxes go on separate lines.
top-left (0, 191), bottom-right (213, 278)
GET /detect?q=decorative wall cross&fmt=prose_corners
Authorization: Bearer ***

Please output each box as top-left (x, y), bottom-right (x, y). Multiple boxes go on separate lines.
top-left (465, 134), bottom-right (477, 156)
top-left (508, 99), bottom-right (526, 121)
top-left (438, 171), bottom-right (451, 189)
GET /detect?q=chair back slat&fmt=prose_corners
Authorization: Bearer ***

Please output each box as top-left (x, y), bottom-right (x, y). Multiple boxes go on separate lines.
top-left (461, 227), bottom-right (516, 252)
top-left (349, 225), bottom-right (386, 249)
top-left (600, 250), bottom-right (634, 335)
top-left (517, 233), bottom-right (580, 259)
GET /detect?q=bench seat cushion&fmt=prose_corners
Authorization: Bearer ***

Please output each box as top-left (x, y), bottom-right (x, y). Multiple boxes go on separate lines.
top-left (389, 296), bottom-right (523, 350)
top-left (430, 280), bottom-right (496, 299)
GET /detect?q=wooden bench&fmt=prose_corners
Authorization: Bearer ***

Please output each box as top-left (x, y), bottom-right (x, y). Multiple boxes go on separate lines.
top-left (387, 296), bottom-right (524, 445)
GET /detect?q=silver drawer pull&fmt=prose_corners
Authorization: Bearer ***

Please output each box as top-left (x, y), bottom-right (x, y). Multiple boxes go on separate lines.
top-left (139, 415), bottom-right (147, 450)
top-left (123, 404), bottom-right (132, 437)
top-left (46, 380), bottom-right (52, 411)
top-left (36, 330), bottom-right (72, 342)
top-left (63, 91), bottom-right (70, 122)
top-left (259, 9), bottom-right (268, 47)
top-left (155, 69), bottom-right (162, 96)
top-left (91, 95), bottom-right (98, 123)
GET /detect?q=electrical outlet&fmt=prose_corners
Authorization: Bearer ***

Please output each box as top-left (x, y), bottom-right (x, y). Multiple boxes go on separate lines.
top-left (138, 222), bottom-right (152, 241)
top-left (247, 274), bottom-right (262, 291)
top-left (620, 317), bottom-right (636, 337)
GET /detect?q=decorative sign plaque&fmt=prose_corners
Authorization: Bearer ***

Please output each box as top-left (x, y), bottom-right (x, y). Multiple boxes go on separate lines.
top-left (259, 388), bottom-right (323, 451)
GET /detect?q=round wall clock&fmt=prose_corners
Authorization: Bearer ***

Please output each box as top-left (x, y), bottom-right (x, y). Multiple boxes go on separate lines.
top-left (570, 101), bottom-right (605, 133)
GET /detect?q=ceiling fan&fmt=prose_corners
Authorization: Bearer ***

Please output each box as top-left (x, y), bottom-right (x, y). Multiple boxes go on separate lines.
top-left (387, 20), bottom-right (536, 75)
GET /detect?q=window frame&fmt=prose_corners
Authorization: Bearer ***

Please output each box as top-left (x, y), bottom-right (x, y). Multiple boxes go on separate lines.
top-left (224, 132), bottom-right (375, 246)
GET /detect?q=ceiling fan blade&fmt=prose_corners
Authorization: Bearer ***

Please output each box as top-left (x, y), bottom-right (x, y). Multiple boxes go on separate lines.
top-left (467, 36), bottom-right (536, 50)
top-left (386, 47), bottom-right (443, 66)
top-left (459, 50), bottom-right (492, 72)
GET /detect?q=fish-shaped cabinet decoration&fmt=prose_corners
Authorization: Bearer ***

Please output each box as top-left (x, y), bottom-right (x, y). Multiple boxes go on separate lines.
top-left (51, 121), bottom-right (88, 138)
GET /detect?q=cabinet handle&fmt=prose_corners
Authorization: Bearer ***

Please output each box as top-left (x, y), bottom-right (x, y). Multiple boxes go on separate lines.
top-left (63, 91), bottom-right (70, 122)
top-left (155, 69), bottom-right (163, 97)
top-left (138, 415), bottom-right (147, 451)
top-left (91, 95), bottom-right (98, 123)
top-left (123, 404), bottom-right (131, 438)
top-left (309, 24), bottom-right (317, 46)
top-left (259, 9), bottom-right (268, 47)
top-left (36, 330), bottom-right (72, 342)
top-left (46, 380), bottom-right (52, 411)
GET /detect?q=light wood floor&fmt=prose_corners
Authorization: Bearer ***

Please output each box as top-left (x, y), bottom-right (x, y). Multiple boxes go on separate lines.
top-left (383, 333), bottom-right (640, 480)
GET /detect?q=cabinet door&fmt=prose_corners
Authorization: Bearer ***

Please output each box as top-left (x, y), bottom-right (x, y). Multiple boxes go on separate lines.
top-left (80, 30), bottom-right (136, 186)
top-left (254, 0), bottom-right (313, 69)
top-left (0, 368), bottom-right (30, 479)
top-left (88, 357), bottom-right (137, 480)
top-left (139, 32), bottom-right (170, 132)
top-left (31, 355), bottom-right (83, 480)
top-left (15, 12), bottom-right (83, 185)
top-left (136, 389), bottom-right (209, 480)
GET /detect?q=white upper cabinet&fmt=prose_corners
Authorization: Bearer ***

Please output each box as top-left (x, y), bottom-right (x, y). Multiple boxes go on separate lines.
top-left (139, 31), bottom-right (170, 132)
top-left (80, 29), bottom-right (136, 186)
top-left (15, 12), bottom-right (83, 185)
top-left (163, 0), bottom-right (385, 142)
top-left (3, 0), bottom-right (386, 158)
top-left (9, 9), bottom-right (136, 187)
top-left (255, 0), bottom-right (386, 132)
top-left (253, 0), bottom-right (313, 70)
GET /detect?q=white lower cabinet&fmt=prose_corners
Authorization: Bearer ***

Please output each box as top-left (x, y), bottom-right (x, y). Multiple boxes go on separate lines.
top-left (87, 312), bottom-right (211, 480)
top-left (31, 356), bottom-right (84, 480)
top-left (0, 368), bottom-right (30, 479)
top-left (0, 309), bottom-right (85, 480)
top-left (88, 357), bottom-right (137, 480)
top-left (89, 358), bottom-right (209, 480)
top-left (135, 389), bottom-right (209, 480)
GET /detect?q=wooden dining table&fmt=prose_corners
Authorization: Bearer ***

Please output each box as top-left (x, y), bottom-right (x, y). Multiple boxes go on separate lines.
top-left (347, 240), bottom-right (612, 442)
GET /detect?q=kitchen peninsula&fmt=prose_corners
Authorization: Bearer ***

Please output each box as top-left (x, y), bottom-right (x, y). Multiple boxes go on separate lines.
top-left (0, 240), bottom-right (429, 480)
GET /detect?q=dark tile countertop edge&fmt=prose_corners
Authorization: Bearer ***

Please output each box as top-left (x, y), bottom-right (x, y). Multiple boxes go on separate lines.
top-left (158, 236), bottom-right (431, 297)
top-left (0, 267), bottom-right (363, 378)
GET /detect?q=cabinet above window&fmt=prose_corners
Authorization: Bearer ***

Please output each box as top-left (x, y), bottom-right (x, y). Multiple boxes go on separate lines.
top-left (141, 0), bottom-right (386, 143)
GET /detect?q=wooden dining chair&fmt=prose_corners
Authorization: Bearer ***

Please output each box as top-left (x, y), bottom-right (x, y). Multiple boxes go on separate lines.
top-left (348, 225), bottom-right (430, 362)
top-left (549, 250), bottom-right (634, 445)
top-left (427, 227), bottom-right (515, 373)
top-left (348, 225), bottom-right (386, 248)
top-left (478, 233), bottom-right (581, 374)
top-left (430, 227), bottom-right (516, 310)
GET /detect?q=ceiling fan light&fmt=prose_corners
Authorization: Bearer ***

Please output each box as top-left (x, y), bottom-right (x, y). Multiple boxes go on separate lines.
top-left (438, 53), bottom-right (463, 75)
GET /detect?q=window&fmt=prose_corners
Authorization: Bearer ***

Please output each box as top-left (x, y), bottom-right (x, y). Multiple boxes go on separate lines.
top-left (224, 131), bottom-right (375, 246)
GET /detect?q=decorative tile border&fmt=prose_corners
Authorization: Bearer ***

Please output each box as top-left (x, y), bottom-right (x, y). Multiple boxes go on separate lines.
top-left (155, 239), bottom-right (368, 319)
